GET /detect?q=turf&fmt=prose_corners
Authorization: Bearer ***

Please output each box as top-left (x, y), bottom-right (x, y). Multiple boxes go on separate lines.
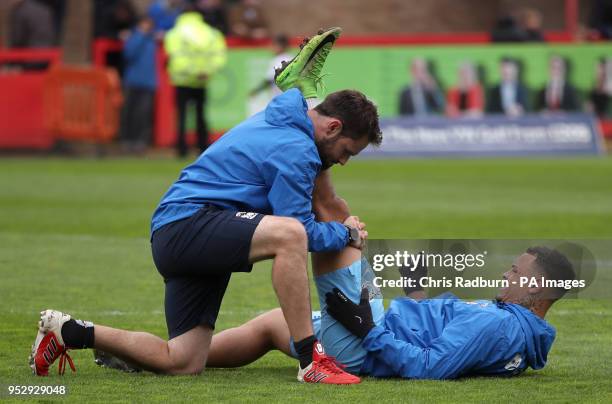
top-left (1, 157), bottom-right (611, 402)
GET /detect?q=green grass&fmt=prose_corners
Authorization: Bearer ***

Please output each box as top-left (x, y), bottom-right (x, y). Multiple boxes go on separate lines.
top-left (1, 157), bottom-right (611, 402)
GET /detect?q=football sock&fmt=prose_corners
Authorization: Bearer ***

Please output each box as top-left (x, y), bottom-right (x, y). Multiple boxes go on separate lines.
top-left (295, 335), bottom-right (316, 369)
top-left (306, 98), bottom-right (321, 109)
top-left (61, 319), bottom-right (95, 349)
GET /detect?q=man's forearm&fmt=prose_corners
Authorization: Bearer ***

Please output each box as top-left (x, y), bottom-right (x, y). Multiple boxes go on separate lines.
top-left (311, 170), bottom-right (359, 275)
top-left (312, 170), bottom-right (350, 222)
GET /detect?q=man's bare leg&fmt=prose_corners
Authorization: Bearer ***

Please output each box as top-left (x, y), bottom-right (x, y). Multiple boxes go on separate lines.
top-left (248, 216), bottom-right (313, 342)
top-left (207, 309), bottom-right (291, 367)
top-left (91, 215), bottom-right (312, 374)
top-left (91, 215), bottom-right (312, 373)
top-left (207, 244), bottom-right (360, 368)
top-left (94, 325), bottom-right (212, 375)
top-left (33, 214), bottom-right (315, 376)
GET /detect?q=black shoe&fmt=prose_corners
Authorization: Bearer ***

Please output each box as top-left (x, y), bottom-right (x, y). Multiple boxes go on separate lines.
top-left (93, 349), bottom-right (142, 373)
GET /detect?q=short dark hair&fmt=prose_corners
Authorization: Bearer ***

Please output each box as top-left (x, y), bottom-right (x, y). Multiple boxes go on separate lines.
top-left (526, 246), bottom-right (575, 300)
top-left (315, 90), bottom-right (382, 146)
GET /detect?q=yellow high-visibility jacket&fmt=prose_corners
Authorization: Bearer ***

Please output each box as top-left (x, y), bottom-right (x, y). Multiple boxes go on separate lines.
top-left (164, 12), bottom-right (227, 88)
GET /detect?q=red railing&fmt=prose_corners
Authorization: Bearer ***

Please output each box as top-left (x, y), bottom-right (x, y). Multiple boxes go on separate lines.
top-left (0, 49), bottom-right (62, 149)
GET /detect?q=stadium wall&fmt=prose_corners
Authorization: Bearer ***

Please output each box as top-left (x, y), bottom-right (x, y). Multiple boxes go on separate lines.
top-left (254, 0), bottom-right (581, 35)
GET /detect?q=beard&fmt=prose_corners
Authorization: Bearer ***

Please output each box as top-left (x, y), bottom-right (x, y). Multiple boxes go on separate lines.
top-left (315, 136), bottom-right (337, 170)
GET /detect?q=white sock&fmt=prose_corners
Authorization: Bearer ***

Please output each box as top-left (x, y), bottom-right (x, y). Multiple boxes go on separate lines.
top-left (306, 98), bottom-right (321, 109)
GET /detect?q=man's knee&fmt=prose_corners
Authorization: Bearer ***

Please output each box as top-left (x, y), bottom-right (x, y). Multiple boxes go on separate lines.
top-left (167, 361), bottom-right (204, 376)
top-left (250, 216), bottom-right (308, 262)
top-left (165, 326), bottom-right (212, 375)
top-left (279, 218), bottom-right (307, 247)
top-left (266, 217), bottom-right (307, 252)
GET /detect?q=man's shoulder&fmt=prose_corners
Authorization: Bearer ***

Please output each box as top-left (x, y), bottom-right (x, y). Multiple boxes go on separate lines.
top-left (223, 117), bottom-right (318, 160)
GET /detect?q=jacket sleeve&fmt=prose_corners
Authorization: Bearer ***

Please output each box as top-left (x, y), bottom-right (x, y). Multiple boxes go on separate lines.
top-left (262, 142), bottom-right (348, 252)
top-left (362, 313), bottom-right (503, 379)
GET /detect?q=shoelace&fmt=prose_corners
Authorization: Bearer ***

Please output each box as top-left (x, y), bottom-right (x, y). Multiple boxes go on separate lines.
top-left (303, 43), bottom-right (334, 93)
top-left (312, 73), bottom-right (330, 93)
top-left (58, 351), bottom-right (76, 375)
top-left (317, 355), bottom-right (346, 375)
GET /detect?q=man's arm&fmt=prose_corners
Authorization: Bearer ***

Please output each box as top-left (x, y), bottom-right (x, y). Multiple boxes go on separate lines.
top-left (312, 170), bottom-right (350, 223)
top-left (263, 143), bottom-right (350, 252)
top-left (312, 169), bottom-right (367, 243)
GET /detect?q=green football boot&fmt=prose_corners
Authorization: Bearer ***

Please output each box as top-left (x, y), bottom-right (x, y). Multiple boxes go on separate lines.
top-left (274, 27), bottom-right (342, 98)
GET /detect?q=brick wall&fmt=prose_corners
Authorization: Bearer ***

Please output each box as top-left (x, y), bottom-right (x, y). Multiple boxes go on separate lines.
top-left (258, 0), bottom-right (579, 36)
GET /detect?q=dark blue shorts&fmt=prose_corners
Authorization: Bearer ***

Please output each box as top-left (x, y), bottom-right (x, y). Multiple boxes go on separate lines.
top-left (151, 205), bottom-right (263, 339)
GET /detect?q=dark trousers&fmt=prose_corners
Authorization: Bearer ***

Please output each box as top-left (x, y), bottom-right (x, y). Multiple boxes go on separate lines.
top-left (175, 86), bottom-right (209, 157)
top-left (119, 87), bottom-right (155, 149)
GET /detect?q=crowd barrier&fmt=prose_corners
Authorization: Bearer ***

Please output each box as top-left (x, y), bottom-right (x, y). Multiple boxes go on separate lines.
top-left (0, 49), bottom-right (61, 149)
top-left (0, 49), bottom-right (121, 149)
top-left (44, 65), bottom-right (122, 144)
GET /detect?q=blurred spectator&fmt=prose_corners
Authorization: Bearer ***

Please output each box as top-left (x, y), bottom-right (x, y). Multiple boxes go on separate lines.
top-left (398, 58), bottom-right (444, 116)
top-left (148, 0), bottom-right (183, 35)
top-left (93, 0), bottom-right (137, 77)
top-left (119, 17), bottom-right (158, 154)
top-left (9, 0), bottom-right (57, 48)
top-left (38, 0), bottom-right (65, 40)
top-left (228, 0), bottom-right (269, 40)
top-left (519, 8), bottom-right (545, 42)
top-left (165, 2), bottom-right (227, 157)
top-left (491, 8), bottom-right (545, 43)
top-left (587, 58), bottom-right (612, 117)
top-left (445, 62), bottom-right (484, 118)
top-left (536, 56), bottom-right (580, 113)
top-left (486, 58), bottom-right (529, 117)
top-left (250, 33), bottom-right (291, 97)
top-left (247, 33), bottom-right (292, 116)
top-left (9, 0), bottom-right (57, 70)
top-left (588, 0), bottom-right (612, 39)
top-left (94, 0), bottom-right (137, 40)
top-left (490, 15), bottom-right (526, 42)
top-left (198, 0), bottom-right (228, 35)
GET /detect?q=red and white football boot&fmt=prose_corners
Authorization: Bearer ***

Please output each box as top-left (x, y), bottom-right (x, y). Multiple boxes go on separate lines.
top-left (29, 310), bottom-right (76, 376)
top-left (297, 341), bottom-right (360, 384)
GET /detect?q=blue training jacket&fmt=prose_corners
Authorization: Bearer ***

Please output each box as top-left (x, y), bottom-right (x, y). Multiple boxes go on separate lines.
top-left (123, 29), bottom-right (158, 91)
top-left (360, 294), bottom-right (556, 379)
top-left (151, 89), bottom-right (348, 252)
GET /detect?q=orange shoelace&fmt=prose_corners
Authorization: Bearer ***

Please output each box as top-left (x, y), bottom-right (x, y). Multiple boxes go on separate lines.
top-left (58, 351), bottom-right (76, 375)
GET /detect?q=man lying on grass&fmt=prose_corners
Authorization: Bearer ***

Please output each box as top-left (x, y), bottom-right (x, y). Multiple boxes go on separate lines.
top-left (206, 175), bottom-right (575, 379)
top-left (95, 172), bottom-right (576, 380)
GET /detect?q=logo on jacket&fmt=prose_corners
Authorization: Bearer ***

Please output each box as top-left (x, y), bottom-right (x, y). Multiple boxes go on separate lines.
top-left (236, 212), bottom-right (258, 220)
top-left (314, 342), bottom-right (324, 355)
top-left (504, 353), bottom-right (523, 371)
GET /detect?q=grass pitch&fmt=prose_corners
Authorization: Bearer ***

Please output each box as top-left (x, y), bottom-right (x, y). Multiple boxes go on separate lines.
top-left (1, 157), bottom-right (611, 402)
